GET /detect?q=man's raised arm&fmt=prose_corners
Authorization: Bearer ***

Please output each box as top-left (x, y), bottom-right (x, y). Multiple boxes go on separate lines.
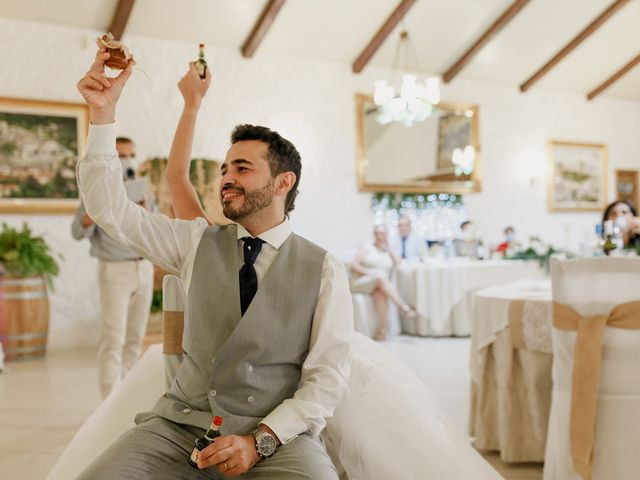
top-left (76, 48), bottom-right (207, 275)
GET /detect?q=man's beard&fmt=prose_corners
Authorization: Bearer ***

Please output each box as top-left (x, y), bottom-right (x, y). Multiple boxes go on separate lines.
top-left (222, 177), bottom-right (276, 221)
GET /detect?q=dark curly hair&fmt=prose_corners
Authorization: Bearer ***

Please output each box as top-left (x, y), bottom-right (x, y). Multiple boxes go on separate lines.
top-left (231, 124), bottom-right (301, 215)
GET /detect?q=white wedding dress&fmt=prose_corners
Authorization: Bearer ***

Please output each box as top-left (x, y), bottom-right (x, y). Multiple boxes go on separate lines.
top-left (324, 333), bottom-right (503, 479)
top-left (48, 333), bottom-right (502, 480)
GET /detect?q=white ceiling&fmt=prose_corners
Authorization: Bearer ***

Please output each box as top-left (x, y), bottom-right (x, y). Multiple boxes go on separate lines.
top-left (1, 0), bottom-right (639, 101)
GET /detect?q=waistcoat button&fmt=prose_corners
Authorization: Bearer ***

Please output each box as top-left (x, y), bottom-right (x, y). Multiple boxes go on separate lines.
top-left (247, 395), bottom-right (255, 403)
top-left (209, 389), bottom-right (217, 397)
top-left (182, 408), bottom-right (192, 414)
top-left (247, 364), bottom-right (254, 372)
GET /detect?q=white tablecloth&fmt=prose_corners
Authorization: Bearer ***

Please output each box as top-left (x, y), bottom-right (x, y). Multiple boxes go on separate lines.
top-left (396, 259), bottom-right (545, 336)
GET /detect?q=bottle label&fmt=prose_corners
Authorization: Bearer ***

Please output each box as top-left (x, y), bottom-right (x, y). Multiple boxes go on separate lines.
top-left (190, 447), bottom-right (200, 464)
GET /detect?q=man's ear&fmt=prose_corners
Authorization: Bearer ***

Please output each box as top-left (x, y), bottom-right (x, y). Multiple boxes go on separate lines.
top-left (275, 172), bottom-right (296, 197)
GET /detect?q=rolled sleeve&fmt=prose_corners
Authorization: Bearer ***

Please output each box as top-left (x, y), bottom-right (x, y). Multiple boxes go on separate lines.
top-left (261, 253), bottom-right (353, 444)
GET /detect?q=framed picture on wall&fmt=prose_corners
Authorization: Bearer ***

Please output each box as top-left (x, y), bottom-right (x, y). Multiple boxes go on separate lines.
top-left (437, 112), bottom-right (473, 170)
top-left (615, 169), bottom-right (639, 209)
top-left (548, 140), bottom-right (608, 212)
top-left (0, 96), bottom-right (89, 213)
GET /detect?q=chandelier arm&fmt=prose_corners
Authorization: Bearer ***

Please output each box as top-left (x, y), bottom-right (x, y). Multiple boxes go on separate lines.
top-left (391, 26), bottom-right (405, 81)
top-left (406, 33), bottom-right (422, 73)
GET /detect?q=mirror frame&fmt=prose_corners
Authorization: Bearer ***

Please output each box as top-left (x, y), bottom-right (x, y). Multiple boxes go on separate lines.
top-left (355, 93), bottom-right (481, 194)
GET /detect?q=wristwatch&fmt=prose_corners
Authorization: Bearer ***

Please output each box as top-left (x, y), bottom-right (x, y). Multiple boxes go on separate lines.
top-left (252, 429), bottom-right (277, 458)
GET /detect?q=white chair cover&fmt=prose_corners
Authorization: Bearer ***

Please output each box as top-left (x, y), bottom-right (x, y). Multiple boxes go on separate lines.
top-left (48, 277), bottom-right (502, 480)
top-left (543, 256), bottom-right (640, 480)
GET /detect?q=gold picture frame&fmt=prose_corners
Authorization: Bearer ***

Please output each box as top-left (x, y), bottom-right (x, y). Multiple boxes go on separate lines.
top-left (355, 93), bottom-right (481, 194)
top-left (0, 96), bottom-right (89, 213)
top-left (548, 140), bottom-right (608, 212)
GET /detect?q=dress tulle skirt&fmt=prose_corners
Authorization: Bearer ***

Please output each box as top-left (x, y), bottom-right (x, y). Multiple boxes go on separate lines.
top-left (324, 333), bottom-right (503, 480)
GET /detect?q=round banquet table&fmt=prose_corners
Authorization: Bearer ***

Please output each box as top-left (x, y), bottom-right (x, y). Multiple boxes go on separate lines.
top-left (396, 258), bottom-right (545, 336)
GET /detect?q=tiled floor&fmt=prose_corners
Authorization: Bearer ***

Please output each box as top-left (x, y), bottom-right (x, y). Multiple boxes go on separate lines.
top-left (0, 336), bottom-right (541, 479)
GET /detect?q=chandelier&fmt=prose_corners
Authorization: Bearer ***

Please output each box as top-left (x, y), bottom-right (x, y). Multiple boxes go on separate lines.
top-left (374, 28), bottom-right (441, 127)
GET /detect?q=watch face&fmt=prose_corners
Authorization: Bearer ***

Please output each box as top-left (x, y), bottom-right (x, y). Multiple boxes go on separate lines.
top-left (257, 433), bottom-right (277, 456)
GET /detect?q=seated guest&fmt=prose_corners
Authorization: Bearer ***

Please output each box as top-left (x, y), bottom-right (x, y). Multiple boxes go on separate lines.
top-left (351, 225), bottom-right (416, 341)
top-left (602, 200), bottom-right (640, 249)
top-left (460, 220), bottom-right (475, 239)
top-left (496, 225), bottom-right (516, 254)
top-left (390, 215), bottom-right (423, 261)
top-left (455, 220), bottom-right (477, 257)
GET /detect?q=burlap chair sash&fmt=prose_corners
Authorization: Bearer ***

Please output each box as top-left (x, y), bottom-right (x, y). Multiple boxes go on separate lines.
top-left (162, 311), bottom-right (184, 355)
top-left (553, 300), bottom-right (640, 480)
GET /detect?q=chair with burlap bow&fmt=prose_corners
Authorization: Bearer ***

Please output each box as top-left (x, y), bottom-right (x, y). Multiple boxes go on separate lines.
top-left (543, 256), bottom-right (640, 480)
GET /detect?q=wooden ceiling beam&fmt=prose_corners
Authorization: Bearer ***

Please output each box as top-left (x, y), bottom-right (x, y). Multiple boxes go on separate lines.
top-left (442, 0), bottom-right (531, 84)
top-left (520, 0), bottom-right (630, 93)
top-left (587, 52), bottom-right (640, 100)
top-left (241, 0), bottom-right (286, 58)
top-left (109, 0), bottom-right (136, 40)
top-left (352, 0), bottom-right (417, 74)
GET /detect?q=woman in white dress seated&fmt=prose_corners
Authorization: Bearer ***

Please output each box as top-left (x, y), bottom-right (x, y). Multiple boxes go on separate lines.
top-left (350, 225), bottom-right (416, 340)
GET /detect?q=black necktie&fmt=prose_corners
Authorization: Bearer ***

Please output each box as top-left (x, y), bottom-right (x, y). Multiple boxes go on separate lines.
top-left (239, 237), bottom-right (265, 316)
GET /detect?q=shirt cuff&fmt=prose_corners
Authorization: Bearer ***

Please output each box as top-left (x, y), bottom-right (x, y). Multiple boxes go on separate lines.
top-left (87, 123), bottom-right (117, 155)
top-left (261, 405), bottom-right (308, 445)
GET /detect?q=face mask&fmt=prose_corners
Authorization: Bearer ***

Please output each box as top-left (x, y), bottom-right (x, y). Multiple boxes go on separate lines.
top-left (122, 159), bottom-right (136, 180)
top-left (505, 234), bottom-right (514, 243)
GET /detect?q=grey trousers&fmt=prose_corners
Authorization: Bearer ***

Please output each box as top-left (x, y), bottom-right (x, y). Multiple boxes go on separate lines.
top-left (77, 417), bottom-right (338, 480)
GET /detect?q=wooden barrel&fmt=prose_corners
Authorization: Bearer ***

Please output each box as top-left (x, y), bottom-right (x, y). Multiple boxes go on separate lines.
top-left (0, 276), bottom-right (49, 360)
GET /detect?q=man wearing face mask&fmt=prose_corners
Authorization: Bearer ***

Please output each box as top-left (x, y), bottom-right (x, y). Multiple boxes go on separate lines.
top-left (71, 136), bottom-right (154, 398)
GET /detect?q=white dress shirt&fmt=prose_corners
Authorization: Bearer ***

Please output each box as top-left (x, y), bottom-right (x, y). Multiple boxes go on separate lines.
top-left (77, 123), bottom-right (353, 444)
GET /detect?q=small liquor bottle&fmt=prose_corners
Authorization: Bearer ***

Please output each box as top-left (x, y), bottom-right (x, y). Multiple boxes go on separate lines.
top-left (195, 43), bottom-right (207, 79)
top-left (188, 415), bottom-right (223, 468)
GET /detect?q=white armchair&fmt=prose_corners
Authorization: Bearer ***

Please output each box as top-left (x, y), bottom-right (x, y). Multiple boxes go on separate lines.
top-left (49, 275), bottom-right (503, 480)
top-left (543, 256), bottom-right (640, 480)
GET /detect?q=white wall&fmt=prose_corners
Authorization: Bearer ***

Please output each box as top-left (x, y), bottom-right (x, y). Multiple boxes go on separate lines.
top-left (1, 17), bottom-right (639, 349)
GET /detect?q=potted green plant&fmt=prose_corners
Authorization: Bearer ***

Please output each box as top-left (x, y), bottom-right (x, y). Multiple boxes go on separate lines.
top-left (0, 222), bottom-right (60, 360)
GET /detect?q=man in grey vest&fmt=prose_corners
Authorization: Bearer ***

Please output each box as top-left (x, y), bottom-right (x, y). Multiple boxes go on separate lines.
top-left (75, 47), bottom-right (352, 479)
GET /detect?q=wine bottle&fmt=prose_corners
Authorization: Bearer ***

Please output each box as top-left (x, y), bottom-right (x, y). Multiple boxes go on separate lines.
top-left (188, 415), bottom-right (223, 468)
top-left (602, 220), bottom-right (617, 256)
top-left (195, 43), bottom-right (207, 79)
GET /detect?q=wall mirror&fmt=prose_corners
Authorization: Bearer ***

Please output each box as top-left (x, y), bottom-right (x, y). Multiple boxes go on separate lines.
top-left (355, 93), bottom-right (481, 194)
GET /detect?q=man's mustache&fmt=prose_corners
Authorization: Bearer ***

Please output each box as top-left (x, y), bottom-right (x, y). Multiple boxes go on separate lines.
top-left (221, 185), bottom-right (244, 194)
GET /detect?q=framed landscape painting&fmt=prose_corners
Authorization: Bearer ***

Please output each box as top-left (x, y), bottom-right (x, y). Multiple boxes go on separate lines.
top-left (548, 140), bottom-right (607, 212)
top-left (0, 97), bottom-right (89, 213)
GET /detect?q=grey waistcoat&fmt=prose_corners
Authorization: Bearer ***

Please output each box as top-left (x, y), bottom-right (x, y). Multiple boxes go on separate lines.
top-left (141, 224), bottom-right (327, 435)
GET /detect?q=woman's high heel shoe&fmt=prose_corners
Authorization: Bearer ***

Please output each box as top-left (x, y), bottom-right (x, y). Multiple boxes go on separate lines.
top-left (373, 327), bottom-right (387, 341)
top-left (401, 305), bottom-right (418, 320)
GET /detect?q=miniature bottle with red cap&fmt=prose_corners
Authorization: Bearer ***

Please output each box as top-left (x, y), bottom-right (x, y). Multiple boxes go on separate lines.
top-left (195, 43), bottom-right (207, 79)
top-left (188, 415), bottom-right (223, 468)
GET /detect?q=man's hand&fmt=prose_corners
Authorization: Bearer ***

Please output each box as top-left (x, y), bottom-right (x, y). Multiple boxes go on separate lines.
top-left (196, 434), bottom-right (260, 477)
top-left (178, 62), bottom-right (211, 109)
top-left (76, 47), bottom-right (134, 124)
top-left (81, 213), bottom-right (94, 228)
